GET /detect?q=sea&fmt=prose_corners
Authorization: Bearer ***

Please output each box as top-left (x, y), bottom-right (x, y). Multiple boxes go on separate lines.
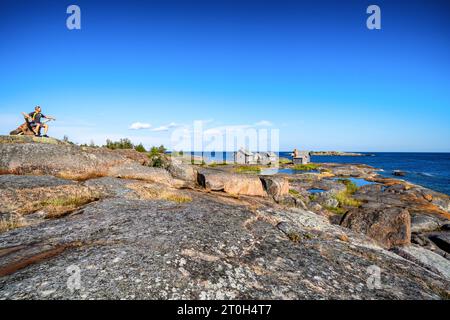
top-left (185, 151), bottom-right (450, 196)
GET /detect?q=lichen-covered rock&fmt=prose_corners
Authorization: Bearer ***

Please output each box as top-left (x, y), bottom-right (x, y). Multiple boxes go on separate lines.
top-left (341, 207), bottom-right (411, 249)
top-left (410, 213), bottom-right (444, 233)
top-left (391, 245), bottom-right (450, 280)
top-left (259, 176), bottom-right (289, 201)
top-left (428, 232), bottom-right (450, 254)
top-left (315, 190), bottom-right (339, 208)
top-left (0, 192), bottom-right (449, 299)
top-left (1, 138), bottom-right (450, 300)
top-left (0, 140), bottom-right (132, 179)
top-left (197, 170), bottom-right (266, 197)
top-left (0, 135), bottom-right (68, 145)
top-left (107, 163), bottom-right (175, 185)
top-left (112, 149), bottom-right (151, 166)
top-left (167, 158), bottom-right (197, 182)
top-left (0, 175), bottom-right (101, 216)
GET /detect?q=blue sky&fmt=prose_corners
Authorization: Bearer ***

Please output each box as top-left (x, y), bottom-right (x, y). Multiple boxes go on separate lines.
top-left (1, 0), bottom-right (449, 151)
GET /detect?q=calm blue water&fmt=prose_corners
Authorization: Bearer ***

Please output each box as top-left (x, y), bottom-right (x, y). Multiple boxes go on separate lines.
top-left (333, 177), bottom-right (376, 187)
top-left (305, 152), bottom-right (450, 196)
top-left (187, 151), bottom-right (450, 195)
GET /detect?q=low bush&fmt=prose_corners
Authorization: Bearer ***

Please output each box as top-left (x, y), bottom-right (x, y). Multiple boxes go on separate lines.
top-left (234, 165), bottom-right (262, 173)
top-left (279, 157), bottom-right (292, 165)
top-left (292, 163), bottom-right (320, 171)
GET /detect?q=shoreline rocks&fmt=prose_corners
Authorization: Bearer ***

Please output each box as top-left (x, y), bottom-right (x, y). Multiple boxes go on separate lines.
top-left (341, 207), bottom-right (411, 249)
top-left (1, 136), bottom-right (450, 299)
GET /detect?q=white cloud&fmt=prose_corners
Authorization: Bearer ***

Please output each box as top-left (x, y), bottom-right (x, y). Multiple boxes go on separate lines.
top-left (129, 122), bottom-right (151, 130)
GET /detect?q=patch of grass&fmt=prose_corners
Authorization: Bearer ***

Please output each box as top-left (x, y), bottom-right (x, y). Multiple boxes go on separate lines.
top-left (323, 205), bottom-right (347, 215)
top-left (336, 179), bottom-right (358, 194)
top-left (334, 191), bottom-right (361, 208)
top-left (309, 194), bottom-right (318, 202)
top-left (322, 178), bottom-right (361, 212)
top-left (40, 195), bottom-right (97, 219)
top-left (208, 162), bottom-right (227, 167)
top-left (163, 194), bottom-right (192, 204)
top-left (289, 189), bottom-right (300, 196)
top-left (234, 165), bottom-right (262, 173)
top-left (292, 163), bottom-right (320, 171)
top-left (279, 157), bottom-right (292, 165)
top-left (0, 216), bottom-right (26, 233)
top-left (127, 184), bottom-right (192, 204)
top-left (41, 196), bottom-right (94, 207)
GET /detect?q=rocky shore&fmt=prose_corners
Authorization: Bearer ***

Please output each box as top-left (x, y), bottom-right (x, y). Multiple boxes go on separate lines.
top-left (0, 136), bottom-right (449, 299)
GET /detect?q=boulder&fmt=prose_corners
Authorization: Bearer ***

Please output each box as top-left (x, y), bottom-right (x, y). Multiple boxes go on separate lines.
top-left (112, 149), bottom-right (150, 166)
top-left (0, 140), bottom-right (132, 179)
top-left (0, 135), bottom-right (67, 145)
top-left (197, 170), bottom-right (267, 197)
top-left (428, 232), bottom-right (450, 254)
top-left (391, 245), bottom-right (450, 280)
top-left (107, 163), bottom-right (175, 186)
top-left (410, 213), bottom-right (443, 233)
top-left (392, 170), bottom-right (406, 177)
top-left (259, 176), bottom-right (289, 201)
top-left (0, 138), bottom-right (175, 184)
top-left (277, 195), bottom-right (308, 210)
top-left (0, 175), bottom-right (100, 215)
top-left (341, 207), bottom-right (411, 248)
top-left (315, 191), bottom-right (339, 208)
top-left (167, 158), bottom-right (197, 182)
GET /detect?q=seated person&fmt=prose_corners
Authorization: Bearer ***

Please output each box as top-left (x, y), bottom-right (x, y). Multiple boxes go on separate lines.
top-left (21, 106), bottom-right (56, 137)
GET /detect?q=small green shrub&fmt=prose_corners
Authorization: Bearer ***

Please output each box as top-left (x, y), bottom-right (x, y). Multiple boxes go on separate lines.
top-left (336, 179), bottom-right (358, 194)
top-left (234, 165), bottom-right (261, 173)
top-left (334, 192), bottom-right (361, 207)
top-left (134, 143), bottom-right (147, 153)
top-left (208, 162), bottom-right (227, 167)
top-left (292, 163), bottom-right (320, 171)
top-left (324, 205), bottom-right (347, 215)
top-left (279, 157), bottom-right (292, 165)
top-left (105, 138), bottom-right (134, 150)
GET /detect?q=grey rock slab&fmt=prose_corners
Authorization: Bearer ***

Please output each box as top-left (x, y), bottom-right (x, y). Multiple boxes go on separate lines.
top-left (1, 195), bottom-right (448, 299)
top-left (0, 174), bottom-right (75, 189)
